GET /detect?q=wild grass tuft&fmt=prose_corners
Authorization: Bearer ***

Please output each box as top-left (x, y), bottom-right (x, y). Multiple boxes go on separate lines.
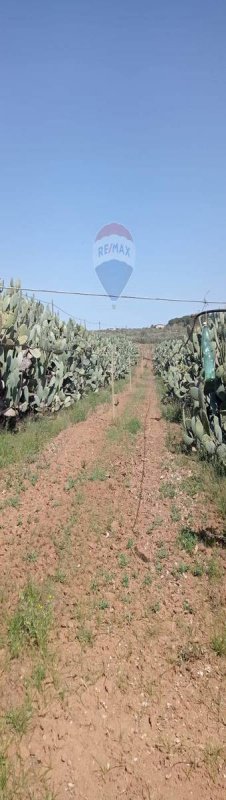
top-left (8, 582), bottom-right (52, 658)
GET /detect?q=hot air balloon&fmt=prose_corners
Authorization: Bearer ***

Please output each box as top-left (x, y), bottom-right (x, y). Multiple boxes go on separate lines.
top-left (93, 223), bottom-right (135, 307)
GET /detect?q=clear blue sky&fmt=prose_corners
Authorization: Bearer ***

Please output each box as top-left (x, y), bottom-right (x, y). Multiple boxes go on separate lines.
top-left (0, 0), bottom-right (226, 328)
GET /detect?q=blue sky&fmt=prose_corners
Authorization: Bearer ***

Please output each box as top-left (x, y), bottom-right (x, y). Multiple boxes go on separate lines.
top-left (0, 0), bottom-right (226, 328)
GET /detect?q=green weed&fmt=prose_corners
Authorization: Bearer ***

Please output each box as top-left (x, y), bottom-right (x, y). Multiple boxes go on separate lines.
top-left (98, 599), bottom-right (109, 610)
top-left (207, 557), bottom-right (223, 581)
top-left (146, 515), bottom-right (163, 534)
top-left (183, 600), bottom-right (194, 614)
top-left (32, 662), bottom-right (46, 691)
top-left (7, 496), bottom-right (20, 509)
top-left (192, 562), bottom-right (204, 577)
top-left (126, 538), bottom-right (134, 550)
top-left (118, 553), bottom-right (128, 568)
top-left (162, 401), bottom-right (181, 423)
top-left (53, 568), bottom-right (66, 584)
top-left (178, 527), bottom-right (197, 554)
top-left (171, 504), bottom-right (181, 522)
top-left (64, 476), bottom-right (76, 492)
top-left (103, 571), bottom-right (114, 585)
top-left (181, 475), bottom-right (202, 498)
top-left (77, 627), bottom-right (93, 647)
top-left (8, 583), bottom-right (52, 657)
top-left (125, 417), bottom-right (141, 435)
top-left (0, 753), bottom-right (8, 794)
top-left (159, 482), bottom-right (175, 499)
top-left (29, 473), bottom-right (38, 486)
top-left (88, 466), bottom-right (107, 482)
top-left (24, 550), bottom-right (38, 563)
top-left (150, 601), bottom-right (160, 613)
top-left (156, 544), bottom-right (168, 560)
top-left (90, 579), bottom-right (98, 593)
top-left (211, 630), bottom-right (226, 657)
top-left (6, 701), bottom-right (32, 735)
top-left (178, 562), bottom-right (189, 574)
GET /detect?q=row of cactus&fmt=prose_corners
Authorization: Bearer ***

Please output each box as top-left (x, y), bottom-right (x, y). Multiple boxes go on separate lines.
top-left (153, 312), bottom-right (226, 467)
top-left (0, 281), bottom-right (138, 421)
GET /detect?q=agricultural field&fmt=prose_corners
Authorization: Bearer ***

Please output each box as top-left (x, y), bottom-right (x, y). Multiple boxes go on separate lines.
top-left (0, 316), bottom-right (225, 800)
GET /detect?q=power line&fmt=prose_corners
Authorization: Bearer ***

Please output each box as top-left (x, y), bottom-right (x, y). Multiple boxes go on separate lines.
top-left (24, 293), bottom-right (100, 327)
top-left (2, 285), bottom-right (226, 305)
top-left (53, 303), bottom-right (100, 327)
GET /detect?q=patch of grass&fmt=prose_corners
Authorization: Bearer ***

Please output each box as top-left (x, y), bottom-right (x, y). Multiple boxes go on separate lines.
top-left (90, 579), bottom-right (98, 593)
top-left (32, 662), bottom-right (46, 691)
top-left (125, 417), bottom-right (141, 435)
top-left (211, 629), bottom-right (226, 656)
top-left (8, 582), bottom-right (52, 658)
top-left (162, 400), bottom-right (181, 423)
top-left (150, 601), bottom-right (160, 613)
top-left (88, 466), bottom-right (108, 482)
top-left (176, 562), bottom-right (190, 575)
top-left (159, 482), bottom-right (175, 499)
top-left (24, 550), bottom-right (38, 563)
top-left (75, 489), bottom-right (84, 505)
top-left (7, 496), bottom-right (20, 509)
top-left (97, 599), bottom-right (109, 610)
top-left (64, 476), bottom-right (76, 491)
top-left (177, 641), bottom-right (202, 663)
top-left (203, 742), bottom-right (226, 779)
top-left (118, 553), bottom-right (128, 568)
top-left (53, 568), bottom-right (67, 584)
top-left (121, 593), bottom-right (132, 604)
top-left (107, 419), bottom-right (122, 443)
top-left (183, 600), bottom-right (194, 614)
top-left (126, 538), bottom-right (134, 550)
top-left (156, 544), bottom-right (168, 560)
top-left (171, 504), bottom-right (181, 522)
top-left (103, 571), bottom-right (114, 585)
top-left (165, 431), bottom-right (182, 454)
top-left (207, 557), bottom-right (223, 581)
top-left (6, 701), bottom-right (32, 735)
top-left (191, 562), bottom-right (204, 577)
top-left (143, 572), bottom-right (152, 586)
top-left (121, 575), bottom-right (129, 588)
top-left (178, 527), bottom-right (197, 554)
top-left (77, 627), bottom-right (93, 647)
top-left (0, 752), bottom-right (8, 794)
top-left (29, 473), bottom-right (38, 486)
top-left (146, 515), bottom-right (163, 534)
top-left (181, 474), bottom-right (202, 497)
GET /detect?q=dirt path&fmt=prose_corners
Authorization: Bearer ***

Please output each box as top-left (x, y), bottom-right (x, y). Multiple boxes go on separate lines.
top-left (0, 361), bottom-right (225, 800)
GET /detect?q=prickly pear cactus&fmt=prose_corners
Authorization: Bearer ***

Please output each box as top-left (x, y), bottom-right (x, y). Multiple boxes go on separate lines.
top-left (154, 314), bottom-right (226, 467)
top-left (0, 282), bottom-right (138, 422)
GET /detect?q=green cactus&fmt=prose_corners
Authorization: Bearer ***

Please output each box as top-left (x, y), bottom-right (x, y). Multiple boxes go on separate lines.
top-left (0, 282), bottom-right (138, 421)
top-left (154, 311), bottom-right (226, 466)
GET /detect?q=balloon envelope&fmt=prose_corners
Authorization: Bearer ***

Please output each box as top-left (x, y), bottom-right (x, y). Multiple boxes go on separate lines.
top-left (94, 223), bottom-right (135, 301)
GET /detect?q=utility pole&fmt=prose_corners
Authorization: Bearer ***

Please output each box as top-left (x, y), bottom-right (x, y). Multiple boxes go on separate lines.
top-left (51, 299), bottom-right (54, 316)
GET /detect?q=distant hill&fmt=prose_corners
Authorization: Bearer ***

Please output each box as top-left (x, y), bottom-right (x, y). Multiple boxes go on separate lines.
top-left (98, 316), bottom-right (192, 344)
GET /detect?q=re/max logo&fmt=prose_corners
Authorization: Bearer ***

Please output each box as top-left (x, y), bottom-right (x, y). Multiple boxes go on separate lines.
top-left (98, 242), bottom-right (131, 258)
